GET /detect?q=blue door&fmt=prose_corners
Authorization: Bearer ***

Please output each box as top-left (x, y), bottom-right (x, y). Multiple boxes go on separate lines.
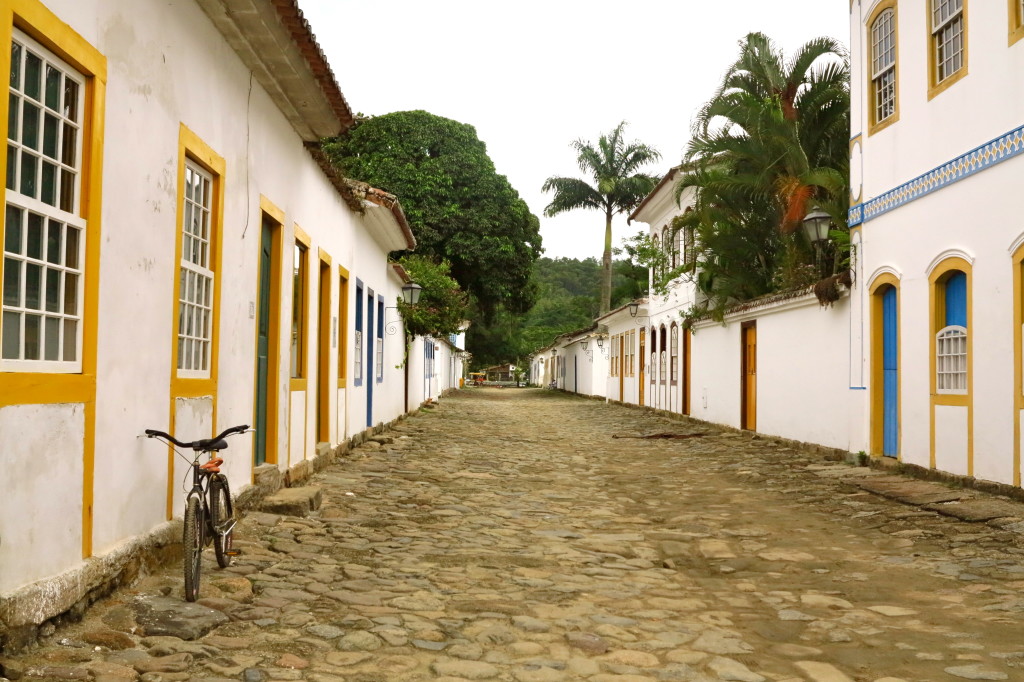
top-left (366, 289), bottom-right (374, 427)
top-left (882, 286), bottom-right (898, 456)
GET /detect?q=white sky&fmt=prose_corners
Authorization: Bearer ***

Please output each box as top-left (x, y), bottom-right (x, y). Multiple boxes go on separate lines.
top-left (297, 1), bottom-right (850, 260)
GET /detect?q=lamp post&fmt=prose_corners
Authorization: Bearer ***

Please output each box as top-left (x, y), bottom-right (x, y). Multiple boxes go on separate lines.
top-left (628, 300), bottom-right (649, 326)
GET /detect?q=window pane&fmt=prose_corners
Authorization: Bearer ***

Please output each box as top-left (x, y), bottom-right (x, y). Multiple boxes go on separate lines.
top-left (2, 311), bottom-right (19, 358)
top-left (5, 204), bottom-right (23, 253)
top-left (26, 213), bottom-right (42, 259)
top-left (61, 124), bottom-right (76, 166)
top-left (65, 226), bottom-right (79, 268)
top-left (24, 262), bottom-right (41, 309)
top-left (40, 161), bottom-right (56, 206)
top-left (19, 152), bottom-right (37, 197)
top-left (45, 267), bottom-right (59, 312)
top-left (10, 43), bottom-right (21, 90)
top-left (42, 113), bottom-right (58, 159)
top-left (23, 52), bottom-right (41, 101)
top-left (3, 257), bottom-right (20, 306)
top-left (63, 272), bottom-right (77, 314)
top-left (59, 169), bottom-right (74, 212)
top-left (24, 313), bottom-right (40, 359)
top-left (44, 315), bottom-right (58, 360)
top-left (21, 101), bottom-right (39, 149)
top-left (62, 318), bottom-right (76, 361)
top-left (8, 93), bottom-right (18, 141)
top-left (44, 65), bottom-right (60, 111)
top-left (63, 79), bottom-right (78, 122)
top-left (46, 220), bottom-right (61, 264)
top-left (5, 144), bottom-right (15, 190)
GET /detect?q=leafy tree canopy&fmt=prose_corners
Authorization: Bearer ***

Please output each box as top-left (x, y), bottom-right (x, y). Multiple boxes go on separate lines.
top-left (324, 111), bottom-right (542, 319)
top-left (396, 255), bottom-right (469, 340)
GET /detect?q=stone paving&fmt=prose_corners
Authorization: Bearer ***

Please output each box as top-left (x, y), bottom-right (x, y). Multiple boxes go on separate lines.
top-left (5, 388), bottom-right (1024, 682)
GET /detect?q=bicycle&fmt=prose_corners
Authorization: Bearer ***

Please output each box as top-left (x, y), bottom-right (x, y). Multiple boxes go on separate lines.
top-left (144, 424), bottom-right (249, 602)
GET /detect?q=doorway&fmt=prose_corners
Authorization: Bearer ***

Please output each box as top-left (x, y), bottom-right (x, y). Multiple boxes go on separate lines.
top-left (254, 214), bottom-right (282, 465)
top-left (638, 328), bottom-right (645, 406)
top-left (316, 256), bottom-right (331, 444)
top-left (741, 321), bottom-right (757, 430)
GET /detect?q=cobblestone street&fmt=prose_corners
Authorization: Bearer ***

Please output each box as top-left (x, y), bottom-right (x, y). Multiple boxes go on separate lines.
top-left (6, 388), bottom-right (1024, 682)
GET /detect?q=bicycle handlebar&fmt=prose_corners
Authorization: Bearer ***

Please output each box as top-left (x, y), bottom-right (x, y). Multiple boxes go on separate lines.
top-left (145, 424), bottom-right (250, 450)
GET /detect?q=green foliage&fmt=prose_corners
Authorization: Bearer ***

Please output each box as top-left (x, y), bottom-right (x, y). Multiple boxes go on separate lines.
top-left (542, 122), bottom-right (661, 314)
top-left (323, 110), bottom-right (542, 319)
top-left (395, 255), bottom-right (469, 339)
top-left (466, 256), bottom-right (645, 366)
top-left (679, 32), bottom-right (851, 315)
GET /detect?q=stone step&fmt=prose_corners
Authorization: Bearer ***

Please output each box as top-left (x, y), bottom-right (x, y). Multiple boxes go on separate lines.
top-left (260, 486), bottom-right (322, 516)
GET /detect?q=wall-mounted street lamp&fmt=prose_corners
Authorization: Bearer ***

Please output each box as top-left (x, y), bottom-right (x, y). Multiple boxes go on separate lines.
top-left (802, 207), bottom-right (831, 245)
top-left (386, 280), bottom-right (424, 335)
top-left (802, 207), bottom-right (833, 277)
top-left (580, 338), bottom-right (593, 362)
top-left (628, 301), bottom-right (650, 326)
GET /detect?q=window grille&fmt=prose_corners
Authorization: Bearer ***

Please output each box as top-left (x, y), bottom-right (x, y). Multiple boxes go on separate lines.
top-left (3, 32), bottom-right (85, 369)
top-left (670, 326), bottom-right (679, 383)
top-left (936, 325), bottom-right (967, 393)
top-left (931, 0), bottom-right (963, 84)
top-left (177, 162), bottom-right (214, 376)
top-left (871, 8), bottom-right (896, 123)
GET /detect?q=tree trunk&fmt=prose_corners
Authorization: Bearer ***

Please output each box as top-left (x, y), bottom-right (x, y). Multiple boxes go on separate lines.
top-left (600, 210), bottom-right (613, 315)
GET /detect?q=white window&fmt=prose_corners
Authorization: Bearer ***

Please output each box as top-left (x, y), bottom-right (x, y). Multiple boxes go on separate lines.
top-left (871, 8), bottom-right (897, 123)
top-left (683, 226), bottom-right (696, 269)
top-left (932, 0), bottom-right (963, 84)
top-left (670, 325), bottom-right (679, 383)
top-left (177, 162), bottom-right (213, 377)
top-left (3, 32), bottom-right (85, 371)
top-left (936, 325), bottom-right (967, 393)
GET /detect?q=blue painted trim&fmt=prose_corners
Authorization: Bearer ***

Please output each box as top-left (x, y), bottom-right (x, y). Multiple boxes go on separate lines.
top-left (849, 386), bottom-right (867, 390)
top-left (848, 122), bottom-right (1024, 227)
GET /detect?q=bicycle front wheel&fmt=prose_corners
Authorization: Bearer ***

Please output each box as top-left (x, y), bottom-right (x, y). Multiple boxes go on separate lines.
top-left (209, 476), bottom-right (235, 568)
top-left (183, 496), bottom-right (203, 602)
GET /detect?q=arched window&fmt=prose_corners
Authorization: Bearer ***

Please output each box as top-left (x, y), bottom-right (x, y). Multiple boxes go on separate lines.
top-left (870, 7), bottom-right (897, 126)
top-left (936, 270), bottom-right (967, 393)
top-left (659, 325), bottom-right (667, 384)
top-left (670, 324), bottom-right (679, 384)
top-left (650, 326), bottom-right (657, 383)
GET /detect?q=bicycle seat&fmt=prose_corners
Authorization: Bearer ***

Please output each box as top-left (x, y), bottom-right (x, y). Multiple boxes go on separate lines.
top-left (196, 438), bottom-right (229, 452)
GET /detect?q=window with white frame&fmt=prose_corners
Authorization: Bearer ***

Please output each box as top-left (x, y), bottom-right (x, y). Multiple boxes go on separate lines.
top-left (354, 284), bottom-right (363, 384)
top-left (375, 299), bottom-right (383, 382)
top-left (670, 325), bottom-right (679, 383)
top-left (3, 33), bottom-right (85, 370)
top-left (936, 269), bottom-right (967, 394)
top-left (683, 225), bottom-right (696, 269)
top-left (936, 326), bottom-right (966, 392)
top-left (871, 8), bottom-right (896, 124)
top-left (177, 162), bottom-right (213, 376)
top-left (931, 0), bottom-right (963, 84)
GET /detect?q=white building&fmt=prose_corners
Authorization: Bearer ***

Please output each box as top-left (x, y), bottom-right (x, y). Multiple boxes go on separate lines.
top-left (849, 0), bottom-right (1024, 484)
top-left (0, 0), bottom-right (431, 628)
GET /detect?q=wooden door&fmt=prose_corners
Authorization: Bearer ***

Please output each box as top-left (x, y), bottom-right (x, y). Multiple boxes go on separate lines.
top-left (316, 258), bottom-right (330, 443)
top-left (254, 216), bottom-right (280, 465)
top-left (618, 336), bottom-right (625, 399)
top-left (741, 322), bottom-right (757, 430)
top-left (882, 287), bottom-right (899, 456)
top-left (638, 328), bottom-right (646, 406)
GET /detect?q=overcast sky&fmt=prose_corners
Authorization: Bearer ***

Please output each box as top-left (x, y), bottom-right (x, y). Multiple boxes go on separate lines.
top-left (297, 1), bottom-right (850, 261)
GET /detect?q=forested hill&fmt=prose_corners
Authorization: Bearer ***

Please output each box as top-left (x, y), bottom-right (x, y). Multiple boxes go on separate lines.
top-left (466, 255), bottom-right (646, 367)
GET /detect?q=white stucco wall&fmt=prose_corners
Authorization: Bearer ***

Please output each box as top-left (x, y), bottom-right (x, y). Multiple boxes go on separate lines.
top-left (4, 0), bottom-right (414, 594)
top-left (0, 404), bottom-right (84, 592)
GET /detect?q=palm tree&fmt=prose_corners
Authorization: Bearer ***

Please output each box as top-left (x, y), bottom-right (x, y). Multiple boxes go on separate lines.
top-left (543, 122), bottom-right (661, 314)
top-left (677, 33), bottom-right (849, 315)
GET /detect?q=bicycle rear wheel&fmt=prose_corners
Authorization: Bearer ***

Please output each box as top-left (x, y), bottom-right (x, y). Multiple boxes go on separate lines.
top-left (183, 496), bottom-right (202, 602)
top-left (209, 476), bottom-right (235, 568)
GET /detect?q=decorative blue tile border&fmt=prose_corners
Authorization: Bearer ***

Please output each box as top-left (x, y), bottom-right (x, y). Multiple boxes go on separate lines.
top-left (849, 123), bottom-right (1024, 226)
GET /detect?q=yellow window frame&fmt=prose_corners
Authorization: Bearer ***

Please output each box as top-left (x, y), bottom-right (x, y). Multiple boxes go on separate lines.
top-left (866, 0), bottom-right (900, 135)
top-left (1010, 0), bottom-right (1024, 45)
top-left (290, 224), bottom-right (310, 389)
top-left (927, 0), bottom-right (969, 100)
top-left (1, 0), bottom-right (106, 560)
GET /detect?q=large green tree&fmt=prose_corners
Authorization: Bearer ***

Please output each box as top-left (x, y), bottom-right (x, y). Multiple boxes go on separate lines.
top-left (323, 111), bottom-right (542, 319)
top-left (677, 32), bottom-right (849, 316)
top-left (542, 122), bottom-right (661, 315)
